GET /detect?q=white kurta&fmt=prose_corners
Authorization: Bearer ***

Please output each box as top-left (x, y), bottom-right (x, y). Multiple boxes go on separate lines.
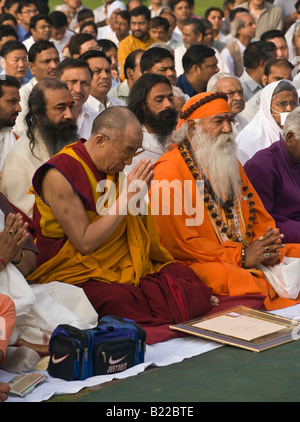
top-left (0, 132), bottom-right (51, 218)
top-left (0, 127), bottom-right (16, 171)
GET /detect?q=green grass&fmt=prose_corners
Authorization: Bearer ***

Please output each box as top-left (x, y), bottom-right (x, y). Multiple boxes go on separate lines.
top-left (48, 0), bottom-right (225, 19)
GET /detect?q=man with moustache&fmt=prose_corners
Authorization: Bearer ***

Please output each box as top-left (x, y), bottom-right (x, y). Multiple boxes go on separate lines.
top-left (56, 58), bottom-right (98, 139)
top-left (220, 12), bottom-right (257, 77)
top-left (118, 6), bottom-right (161, 80)
top-left (0, 78), bottom-right (78, 218)
top-left (151, 91), bottom-right (300, 311)
top-left (80, 50), bottom-right (125, 113)
top-left (0, 75), bottom-right (21, 170)
top-left (22, 14), bottom-right (53, 51)
top-left (13, 40), bottom-right (60, 136)
top-left (126, 73), bottom-right (178, 173)
top-left (207, 72), bottom-right (248, 136)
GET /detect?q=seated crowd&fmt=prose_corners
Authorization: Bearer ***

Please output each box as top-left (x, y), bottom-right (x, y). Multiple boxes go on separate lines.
top-left (1, 0), bottom-right (300, 400)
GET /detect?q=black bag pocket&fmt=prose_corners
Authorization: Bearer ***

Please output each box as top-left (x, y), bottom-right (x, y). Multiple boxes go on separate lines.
top-left (48, 336), bottom-right (81, 381)
top-left (93, 338), bottom-right (136, 375)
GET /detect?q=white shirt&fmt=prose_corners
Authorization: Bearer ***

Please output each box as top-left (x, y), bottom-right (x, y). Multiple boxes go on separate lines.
top-left (220, 39), bottom-right (246, 76)
top-left (77, 103), bottom-right (99, 139)
top-left (0, 127), bottom-right (16, 171)
top-left (50, 29), bottom-right (74, 60)
top-left (167, 31), bottom-right (183, 51)
top-left (23, 36), bottom-right (35, 51)
top-left (103, 31), bottom-right (121, 47)
top-left (174, 44), bottom-right (186, 77)
top-left (175, 45), bottom-right (229, 77)
top-left (97, 25), bottom-right (114, 40)
top-left (85, 94), bottom-right (125, 113)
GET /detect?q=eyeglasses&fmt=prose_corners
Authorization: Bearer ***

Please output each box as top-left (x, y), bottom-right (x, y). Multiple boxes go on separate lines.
top-left (99, 133), bottom-right (144, 160)
top-left (274, 100), bottom-right (298, 110)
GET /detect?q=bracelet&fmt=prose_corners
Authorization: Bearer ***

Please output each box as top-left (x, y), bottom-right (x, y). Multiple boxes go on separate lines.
top-left (12, 250), bottom-right (24, 267)
top-left (241, 248), bottom-right (246, 269)
top-left (0, 257), bottom-right (7, 268)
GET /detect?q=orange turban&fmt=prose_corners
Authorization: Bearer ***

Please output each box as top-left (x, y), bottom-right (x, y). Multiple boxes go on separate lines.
top-left (177, 91), bottom-right (231, 129)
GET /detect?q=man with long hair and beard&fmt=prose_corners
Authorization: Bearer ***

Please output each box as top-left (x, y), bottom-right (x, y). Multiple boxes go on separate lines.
top-left (126, 73), bottom-right (178, 174)
top-left (0, 78), bottom-right (78, 218)
top-left (150, 91), bottom-right (300, 312)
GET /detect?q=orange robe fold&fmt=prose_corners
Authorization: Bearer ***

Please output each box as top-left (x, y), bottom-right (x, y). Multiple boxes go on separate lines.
top-left (151, 145), bottom-right (300, 311)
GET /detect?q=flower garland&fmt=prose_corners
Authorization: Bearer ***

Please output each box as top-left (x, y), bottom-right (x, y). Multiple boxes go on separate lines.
top-left (178, 138), bottom-right (255, 247)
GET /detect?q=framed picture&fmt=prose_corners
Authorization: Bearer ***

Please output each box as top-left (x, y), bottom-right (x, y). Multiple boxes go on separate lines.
top-left (170, 306), bottom-right (300, 352)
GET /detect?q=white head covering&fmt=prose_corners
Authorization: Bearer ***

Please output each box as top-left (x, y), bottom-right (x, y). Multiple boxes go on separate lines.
top-left (235, 79), bottom-right (298, 165)
top-left (107, 1), bottom-right (126, 20)
top-left (285, 20), bottom-right (300, 65)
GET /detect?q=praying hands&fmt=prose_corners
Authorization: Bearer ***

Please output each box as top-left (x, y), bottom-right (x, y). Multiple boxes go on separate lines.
top-left (243, 226), bottom-right (285, 269)
top-left (0, 213), bottom-right (29, 269)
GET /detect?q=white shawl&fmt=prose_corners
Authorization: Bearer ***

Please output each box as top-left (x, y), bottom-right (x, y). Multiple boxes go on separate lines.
top-left (0, 211), bottom-right (98, 346)
top-left (235, 80), bottom-right (296, 165)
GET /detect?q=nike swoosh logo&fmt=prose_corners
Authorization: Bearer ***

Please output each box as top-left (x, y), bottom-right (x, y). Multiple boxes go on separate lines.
top-left (108, 355), bottom-right (127, 365)
top-left (52, 354), bottom-right (70, 364)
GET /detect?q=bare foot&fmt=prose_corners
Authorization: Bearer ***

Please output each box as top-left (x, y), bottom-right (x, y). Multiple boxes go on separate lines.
top-left (210, 295), bottom-right (219, 306)
top-left (0, 382), bottom-right (10, 402)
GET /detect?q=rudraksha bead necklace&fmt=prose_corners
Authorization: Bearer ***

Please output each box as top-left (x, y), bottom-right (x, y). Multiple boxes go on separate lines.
top-left (178, 138), bottom-right (255, 246)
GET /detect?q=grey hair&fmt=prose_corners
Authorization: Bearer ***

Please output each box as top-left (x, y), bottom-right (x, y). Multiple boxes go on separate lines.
top-left (149, 42), bottom-right (175, 55)
top-left (207, 72), bottom-right (241, 92)
top-left (172, 85), bottom-right (186, 100)
top-left (230, 13), bottom-right (249, 38)
top-left (283, 106), bottom-right (300, 140)
top-left (173, 118), bottom-right (202, 145)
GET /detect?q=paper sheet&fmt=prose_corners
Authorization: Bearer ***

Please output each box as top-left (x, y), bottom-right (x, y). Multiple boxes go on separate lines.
top-left (192, 314), bottom-right (285, 341)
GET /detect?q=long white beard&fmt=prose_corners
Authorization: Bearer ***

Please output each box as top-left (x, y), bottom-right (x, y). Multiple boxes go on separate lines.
top-left (192, 127), bottom-right (242, 204)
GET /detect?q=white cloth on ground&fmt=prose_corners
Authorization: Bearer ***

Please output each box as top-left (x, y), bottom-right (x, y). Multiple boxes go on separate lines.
top-left (0, 208), bottom-right (98, 346)
top-left (2, 302), bottom-right (300, 402)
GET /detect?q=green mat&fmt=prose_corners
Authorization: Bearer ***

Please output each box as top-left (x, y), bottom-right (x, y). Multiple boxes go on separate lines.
top-left (74, 341), bottom-right (300, 402)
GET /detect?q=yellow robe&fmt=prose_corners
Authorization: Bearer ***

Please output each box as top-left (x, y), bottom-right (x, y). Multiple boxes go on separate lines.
top-left (27, 140), bottom-right (173, 286)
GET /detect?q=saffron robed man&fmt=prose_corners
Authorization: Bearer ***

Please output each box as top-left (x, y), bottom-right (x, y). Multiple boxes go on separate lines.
top-left (26, 106), bottom-right (217, 334)
top-left (150, 91), bottom-right (300, 311)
